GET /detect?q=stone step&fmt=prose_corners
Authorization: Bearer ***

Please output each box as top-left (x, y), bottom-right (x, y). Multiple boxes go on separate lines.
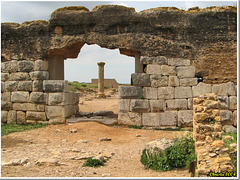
top-left (66, 117), bottom-right (117, 126)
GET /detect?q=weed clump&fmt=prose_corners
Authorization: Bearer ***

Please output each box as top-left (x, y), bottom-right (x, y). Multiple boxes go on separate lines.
top-left (82, 158), bottom-right (104, 168)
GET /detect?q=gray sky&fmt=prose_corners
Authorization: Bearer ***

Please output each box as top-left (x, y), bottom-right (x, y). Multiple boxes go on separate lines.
top-left (1, 1), bottom-right (237, 83)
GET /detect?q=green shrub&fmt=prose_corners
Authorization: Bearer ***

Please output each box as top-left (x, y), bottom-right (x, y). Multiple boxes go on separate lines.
top-left (82, 158), bottom-right (104, 168)
top-left (140, 134), bottom-right (196, 171)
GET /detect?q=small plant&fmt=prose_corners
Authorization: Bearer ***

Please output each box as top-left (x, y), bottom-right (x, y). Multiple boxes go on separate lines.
top-left (82, 158), bottom-right (104, 168)
top-left (140, 95), bottom-right (145, 100)
top-left (128, 125), bottom-right (143, 129)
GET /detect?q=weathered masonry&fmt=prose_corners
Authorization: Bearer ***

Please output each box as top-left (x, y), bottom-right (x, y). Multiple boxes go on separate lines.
top-left (1, 5), bottom-right (237, 125)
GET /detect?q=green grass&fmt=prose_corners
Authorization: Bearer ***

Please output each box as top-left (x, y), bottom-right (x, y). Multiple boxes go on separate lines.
top-left (68, 82), bottom-right (108, 92)
top-left (1, 123), bottom-right (48, 136)
top-left (82, 158), bottom-right (104, 168)
top-left (128, 125), bottom-right (143, 129)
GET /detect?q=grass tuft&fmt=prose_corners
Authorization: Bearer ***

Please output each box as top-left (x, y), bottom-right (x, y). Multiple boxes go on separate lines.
top-left (82, 158), bottom-right (104, 167)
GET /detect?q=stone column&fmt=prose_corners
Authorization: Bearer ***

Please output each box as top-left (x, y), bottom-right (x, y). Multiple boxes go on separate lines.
top-left (135, 53), bottom-right (143, 73)
top-left (97, 62), bottom-right (106, 98)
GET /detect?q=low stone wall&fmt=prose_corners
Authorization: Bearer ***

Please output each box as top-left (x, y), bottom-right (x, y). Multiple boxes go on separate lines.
top-left (118, 56), bottom-right (237, 129)
top-left (1, 59), bottom-right (79, 124)
top-left (193, 93), bottom-right (233, 176)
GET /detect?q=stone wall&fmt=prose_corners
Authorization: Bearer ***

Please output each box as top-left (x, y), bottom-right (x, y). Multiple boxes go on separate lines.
top-left (118, 56), bottom-right (237, 129)
top-left (1, 59), bottom-right (79, 124)
top-left (193, 93), bottom-right (233, 176)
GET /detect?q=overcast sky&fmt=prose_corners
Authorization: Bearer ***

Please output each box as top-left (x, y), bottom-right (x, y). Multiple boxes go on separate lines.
top-left (1, 1), bottom-right (237, 83)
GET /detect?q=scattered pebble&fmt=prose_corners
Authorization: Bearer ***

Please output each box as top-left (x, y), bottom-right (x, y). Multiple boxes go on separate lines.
top-left (230, 143), bottom-right (237, 149)
top-left (99, 137), bottom-right (111, 141)
top-left (36, 158), bottom-right (60, 166)
top-left (69, 128), bottom-right (78, 133)
top-left (223, 135), bottom-right (233, 140)
top-left (209, 153), bottom-right (217, 157)
top-left (93, 155), bottom-right (105, 162)
top-left (136, 134), bottom-right (141, 137)
top-left (78, 140), bottom-right (89, 143)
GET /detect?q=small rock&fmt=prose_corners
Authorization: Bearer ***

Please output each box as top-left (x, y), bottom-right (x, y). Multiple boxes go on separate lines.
top-left (78, 140), bottom-right (89, 143)
top-left (75, 155), bottom-right (94, 160)
top-left (145, 138), bottom-right (174, 155)
top-left (223, 125), bottom-right (237, 133)
top-left (136, 134), bottom-right (141, 137)
top-left (36, 158), bottom-right (59, 166)
top-left (223, 135), bottom-right (234, 140)
top-left (71, 149), bottom-right (81, 152)
top-left (70, 128), bottom-right (78, 133)
top-left (102, 173), bottom-right (111, 177)
top-left (93, 155), bottom-right (105, 162)
top-left (62, 139), bottom-right (68, 142)
top-left (230, 143), bottom-right (237, 149)
top-left (209, 153), bottom-right (217, 157)
top-left (99, 137), bottom-right (111, 141)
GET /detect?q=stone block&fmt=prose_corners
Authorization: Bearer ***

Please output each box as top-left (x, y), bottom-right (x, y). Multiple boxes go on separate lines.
top-left (149, 100), bottom-right (166, 112)
top-left (9, 72), bottom-right (30, 81)
top-left (168, 58), bottom-right (190, 66)
top-left (223, 125), bottom-right (237, 133)
top-left (1, 101), bottom-right (12, 110)
top-left (26, 111), bottom-right (46, 121)
top-left (1, 111), bottom-right (8, 123)
top-left (229, 96), bottom-right (237, 110)
top-left (220, 110), bottom-right (233, 125)
top-left (142, 113), bottom-right (159, 127)
top-left (5, 81), bottom-right (18, 92)
top-left (175, 87), bottom-right (192, 99)
top-left (192, 83), bottom-right (212, 97)
top-left (30, 71), bottom-right (49, 80)
top-left (17, 60), bottom-right (34, 72)
top-left (48, 93), bottom-right (64, 105)
top-left (169, 76), bottom-right (179, 87)
top-left (143, 87), bottom-right (158, 99)
top-left (131, 73), bottom-right (151, 87)
top-left (217, 96), bottom-right (228, 110)
top-left (17, 111), bottom-right (26, 124)
top-left (118, 86), bottom-right (142, 99)
top-left (118, 99), bottom-right (131, 112)
top-left (13, 103), bottom-right (27, 111)
top-left (1, 73), bottom-right (9, 81)
top-left (188, 98), bottom-right (193, 110)
top-left (118, 112), bottom-right (142, 126)
top-left (140, 56), bottom-right (167, 65)
top-left (150, 75), bottom-right (168, 88)
top-left (1, 92), bottom-right (11, 101)
top-left (26, 103), bottom-right (45, 112)
top-left (179, 78), bottom-right (197, 87)
top-left (233, 110), bottom-right (237, 127)
top-left (30, 92), bottom-right (48, 104)
top-left (159, 111), bottom-right (177, 126)
top-left (11, 91), bottom-right (29, 103)
top-left (212, 82), bottom-right (236, 96)
top-left (34, 60), bottom-right (48, 71)
top-left (1, 60), bottom-right (18, 73)
top-left (1, 82), bottom-right (4, 93)
top-left (32, 80), bottom-right (43, 92)
top-left (176, 66), bottom-right (195, 78)
top-left (158, 87), bottom-right (174, 100)
top-left (178, 110), bottom-right (193, 127)
top-left (46, 106), bottom-right (65, 118)
top-left (166, 99), bottom-right (188, 110)
top-left (7, 110), bottom-right (17, 124)
top-left (161, 65), bottom-right (176, 76)
top-left (49, 118), bottom-right (66, 124)
top-left (65, 105), bottom-right (75, 118)
top-left (130, 99), bottom-right (150, 113)
top-left (43, 80), bottom-right (69, 92)
top-left (146, 65), bottom-right (161, 74)
top-left (17, 81), bottom-right (32, 91)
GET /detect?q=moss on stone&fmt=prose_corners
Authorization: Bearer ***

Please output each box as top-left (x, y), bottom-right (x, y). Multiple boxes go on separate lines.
top-left (52, 6), bottom-right (89, 14)
top-left (22, 20), bottom-right (48, 26)
top-left (92, 5), bottom-right (135, 12)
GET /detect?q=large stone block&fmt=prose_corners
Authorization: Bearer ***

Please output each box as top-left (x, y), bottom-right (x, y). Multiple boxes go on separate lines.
top-left (11, 91), bottom-right (29, 103)
top-left (169, 76), bottom-right (179, 87)
top-left (179, 78), bottom-right (197, 87)
top-left (176, 66), bottom-right (195, 78)
top-left (146, 65), bottom-right (161, 74)
top-left (161, 65), bottom-right (176, 76)
top-left (118, 99), bottom-right (131, 112)
top-left (48, 93), bottom-right (64, 105)
top-left (7, 110), bottom-right (17, 124)
top-left (229, 96), bottom-right (237, 110)
top-left (158, 87), bottom-right (174, 99)
top-left (166, 99), bottom-right (188, 110)
top-left (26, 103), bottom-right (45, 111)
top-left (130, 99), bottom-right (150, 113)
top-left (65, 105), bottom-right (75, 118)
top-left (1, 60), bottom-right (18, 73)
top-left (143, 87), bottom-right (158, 99)
top-left (34, 60), bottom-right (48, 71)
top-left (149, 100), bottom-right (166, 112)
top-left (168, 58), bottom-right (190, 66)
top-left (188, 98), bottom-right (193, 110)
top-left (1, 101), bottom-right (12, 110)
top-left (32, 80), bottom-right (43, 92)
top-left (159, 111), bottom-right (177, 126)
top-left (43, 80), bottom-right (69, 92)
top-left (26, 111), bottom-right (46, 121)
top-left (1, 111), bottom-right (8, 123)
top-left (118, 112), bottom-right (142, 126)
top-left (150, 75), bottom-right (168, 88)
top-left (142, 113), bottom-right (159, 127)
top-left (1, 73), bottom-right (9, 81)
top-left (5, 81), bottom-right (18, 92)
top-left (118, 86), bottom-right (142, 99)
top-left (217, 95), bottom-right (228, 110)
top-left (9, 72), bottom-right (30, 81)
top-left (220, 110), bottom-right (233, 125)
top-left (233, 110), bottom-right (237, 127)
top-left (192, 82), bottom-right (212, 97)
top-left (212, 82), bottom-right (236, 96)
top-left (131, 73), bottom-right (151, 87)
top-left (45, 106), bottom-right (65, 118)
top-left (1, 92), bottom-right (11, 102)
top-left (30, 71), bottom-right (49, 80)
top-left (178, 110), bottom-right (193, 127)
top-left (30, 92), bottom-right (48, 104)
top-left (140, 56), bottom-right (167, 65)
top-left (17, 81), bottom-right (32, 91)
top-left (17, 111), bottom-right (26, 124)
top-left (175, 87), bottom-right (192, 99)
top-left (17, 60), bottom-right (34, 72)
top-left (13, 103), bottom-right (27, 111)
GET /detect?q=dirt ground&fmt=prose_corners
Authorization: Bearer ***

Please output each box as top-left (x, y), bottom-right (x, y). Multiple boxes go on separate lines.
top-left (1, 88), bottom-right (192, 178)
